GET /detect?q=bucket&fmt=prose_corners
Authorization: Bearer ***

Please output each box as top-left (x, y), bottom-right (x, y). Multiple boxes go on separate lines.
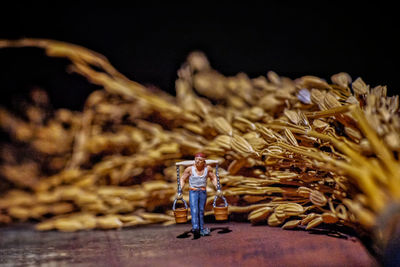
top-left (213, 206), bottom-right (229, 221)
top-left (174, 207), bottom-right (188, 223)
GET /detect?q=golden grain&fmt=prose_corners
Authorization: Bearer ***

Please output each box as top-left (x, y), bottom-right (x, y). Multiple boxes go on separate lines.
top-left (0, 39), bottom-right (398, 255)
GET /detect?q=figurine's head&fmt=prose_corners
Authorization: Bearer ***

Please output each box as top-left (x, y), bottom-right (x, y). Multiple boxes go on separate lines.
top-left (194, 152), bottom-right (206, 169)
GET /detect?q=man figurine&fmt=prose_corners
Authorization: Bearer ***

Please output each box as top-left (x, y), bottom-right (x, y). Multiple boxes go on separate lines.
top-left (178, 152), bottom-right (222, 236)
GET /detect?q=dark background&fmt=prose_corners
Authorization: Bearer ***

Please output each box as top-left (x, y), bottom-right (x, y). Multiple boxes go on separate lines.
top-left (0, 3), bottom-right (398, 111)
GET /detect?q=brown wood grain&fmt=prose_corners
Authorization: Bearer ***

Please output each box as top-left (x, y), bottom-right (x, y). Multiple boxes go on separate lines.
top-left (0, 222), bottom-right (378, 267)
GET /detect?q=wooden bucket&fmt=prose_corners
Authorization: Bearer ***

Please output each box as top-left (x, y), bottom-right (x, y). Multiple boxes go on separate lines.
top-left (213, 206), bottom-right (229, 221)
top-left (174, 207), bottom-right (188, 223)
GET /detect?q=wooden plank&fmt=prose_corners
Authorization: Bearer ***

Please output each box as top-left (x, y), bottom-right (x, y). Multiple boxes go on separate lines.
top-left (0, 222), bottom-right (378, 267)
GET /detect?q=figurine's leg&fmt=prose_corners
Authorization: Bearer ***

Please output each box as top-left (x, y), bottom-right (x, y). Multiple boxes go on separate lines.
top-left (189, 190), bottom-right (200, 231)
top-left (199, 190), bottom-right (210, 236)
top-left (199, 190), bottom-right (207, 231)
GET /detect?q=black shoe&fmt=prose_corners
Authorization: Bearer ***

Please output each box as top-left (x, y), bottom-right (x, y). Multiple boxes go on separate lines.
top-left (191, 228), bottom-right (200, 237)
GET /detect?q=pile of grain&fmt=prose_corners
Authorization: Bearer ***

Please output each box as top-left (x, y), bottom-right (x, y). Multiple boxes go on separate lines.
top-left (0, 39), bottom-right (399, 252)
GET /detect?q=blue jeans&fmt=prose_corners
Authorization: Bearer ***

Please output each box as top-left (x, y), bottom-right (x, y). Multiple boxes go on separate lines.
top-left (189, 189), bottom-right (207, 230)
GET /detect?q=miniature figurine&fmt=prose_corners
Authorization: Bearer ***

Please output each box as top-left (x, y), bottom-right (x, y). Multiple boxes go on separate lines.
top-left (177, 152), bottom-right (223, 236)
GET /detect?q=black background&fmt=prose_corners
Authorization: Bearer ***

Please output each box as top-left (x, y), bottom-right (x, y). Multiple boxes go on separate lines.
top-left (0, 3), bottom-right (398, 111)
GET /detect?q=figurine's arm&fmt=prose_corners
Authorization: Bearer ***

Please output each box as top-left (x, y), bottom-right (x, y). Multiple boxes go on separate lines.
top-left (208, 166), bottom-right (222, 195)
top-left (179, 166), bottom-right (191, 192)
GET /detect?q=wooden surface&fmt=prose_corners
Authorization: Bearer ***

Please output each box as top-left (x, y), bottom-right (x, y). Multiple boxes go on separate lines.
top-left (0, 222), bottom-right (378, 267)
